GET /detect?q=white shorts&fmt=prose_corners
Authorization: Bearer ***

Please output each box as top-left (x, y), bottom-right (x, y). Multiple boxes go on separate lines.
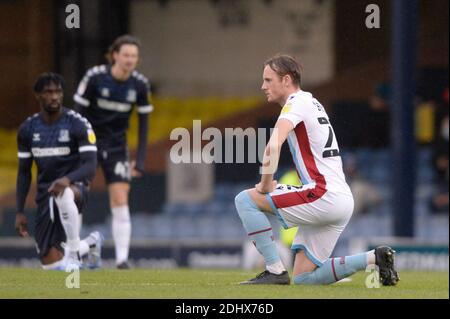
top-left (266, 183), bottom-right (354, 266)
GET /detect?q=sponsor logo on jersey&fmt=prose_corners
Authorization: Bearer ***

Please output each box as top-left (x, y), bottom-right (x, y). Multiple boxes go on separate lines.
top-left (101, 88), bottom-right (110, 97)
top-left (33, 133), bottom-right (40, 142)
top-left (281, 103), bottom-right (292, 114)
top-left (97, 98), bottom-right (132, 112)
top-left (87, 129), bottom-right (96, 144)
top-left (31, 147), bottom-right (71, 157)
top-left (126, 89), bottom-right (137, 102)
top-left (58, 129), bottom-right (70, 142)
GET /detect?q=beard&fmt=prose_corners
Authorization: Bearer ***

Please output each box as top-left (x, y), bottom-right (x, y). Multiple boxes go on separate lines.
top-left (43, 102), bottom-right (61, 114)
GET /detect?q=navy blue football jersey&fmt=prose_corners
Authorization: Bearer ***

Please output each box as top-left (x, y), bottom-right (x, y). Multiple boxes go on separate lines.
top-left (73, 64), bottom-right (153, 147)
top-left (17, 108), bottom-right (97, 203)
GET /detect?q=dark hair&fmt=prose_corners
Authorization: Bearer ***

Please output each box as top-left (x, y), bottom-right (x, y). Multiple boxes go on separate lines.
top-left (264, 54), bottom-right (302, 87)
top-left (106, 34), bottom-right (141, 64)
top-left (33, 72), bottom-right (65, 93)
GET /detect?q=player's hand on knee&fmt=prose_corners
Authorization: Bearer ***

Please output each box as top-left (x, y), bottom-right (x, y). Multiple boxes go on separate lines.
top-left (130, 161), bottom-right (143, 178)
top-left (15, 213), bottom-right (29, 237)
top-left (255, 180), bottom-right (278, 194)
top-left (48, 177), bottom-right (71, 197)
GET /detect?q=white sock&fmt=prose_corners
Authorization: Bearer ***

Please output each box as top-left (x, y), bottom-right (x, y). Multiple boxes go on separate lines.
top-left (112, 205), bottom-right (131, 264)
top-left (366, 250), bottom-right (376, 265)
top-left (41, 259), bottom-right (65, 270)
top-left (79, 240), bottom-right (90, 257)
top-left (79, 232), bottom-right (99, 258)
top-left (83, 232), bottom-right (99, 247)
top-left (55, 188), bottom-right (80, 253)
top-left (266, 260), bottom-right (286, 275)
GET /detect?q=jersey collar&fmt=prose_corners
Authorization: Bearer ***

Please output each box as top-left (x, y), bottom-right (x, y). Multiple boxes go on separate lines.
top-left (285, 90), bottom-right (302, 105)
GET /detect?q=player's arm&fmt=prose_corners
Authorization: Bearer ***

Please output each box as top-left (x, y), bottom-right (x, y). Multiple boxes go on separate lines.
top-left (15, 124), bottom-right (32, 237)
top-left (132, 80), bottom-right (153, 177)
top-left (47, 152), bottom-right (97, 197)
top-left (73, 69), bottom-right (96, 112)
top-left (131, 112), bottom-right (148, 177)
top-left (48, 121), bottom-right (97, 196)
top-left (256, 119), bottom-right (294, 194)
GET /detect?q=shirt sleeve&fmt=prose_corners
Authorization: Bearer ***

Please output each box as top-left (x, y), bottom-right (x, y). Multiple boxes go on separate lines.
top-left (136, 79), bottom-right (154, 114)
top-left (16, 122), bottom-right (33, 212)
top-left (73, 70), bottom-right (97, 108)
top-left (277, 98), bottom-right (306, 127)
top-left (17, 122), bottom-right (32, 159)
top-left (72, 115), bottom-right (98, 154)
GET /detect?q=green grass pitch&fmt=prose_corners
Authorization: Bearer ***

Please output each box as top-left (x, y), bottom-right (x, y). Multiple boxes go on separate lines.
top-left (0, 268), bottom-right (448, 299)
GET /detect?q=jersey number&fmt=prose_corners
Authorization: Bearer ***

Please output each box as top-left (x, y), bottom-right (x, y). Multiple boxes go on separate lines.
top-left (114, 161), bottom-right (130, 179)
top-left (318, 117), bottom-right (340, 158)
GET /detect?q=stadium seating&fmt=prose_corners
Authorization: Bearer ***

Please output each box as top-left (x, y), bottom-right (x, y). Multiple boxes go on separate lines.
top-left (126, 96), bottom-right (262, 147)
top-left (114, 148), bottom-right (446, 243)
top-left (7, 146), bottom-right (444, 242)
top-left (1, 129), bottom-right (447, 244)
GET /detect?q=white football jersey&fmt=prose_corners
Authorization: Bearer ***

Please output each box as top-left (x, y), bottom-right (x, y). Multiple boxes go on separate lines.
top-left (277, 90), bottom-right (351, 195)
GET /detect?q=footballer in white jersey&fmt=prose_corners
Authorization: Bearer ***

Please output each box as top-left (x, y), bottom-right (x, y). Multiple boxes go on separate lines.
top-left (235, 54), bottom-right (399, 286)
top-left (267, 89), bottom-right (354, 266)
